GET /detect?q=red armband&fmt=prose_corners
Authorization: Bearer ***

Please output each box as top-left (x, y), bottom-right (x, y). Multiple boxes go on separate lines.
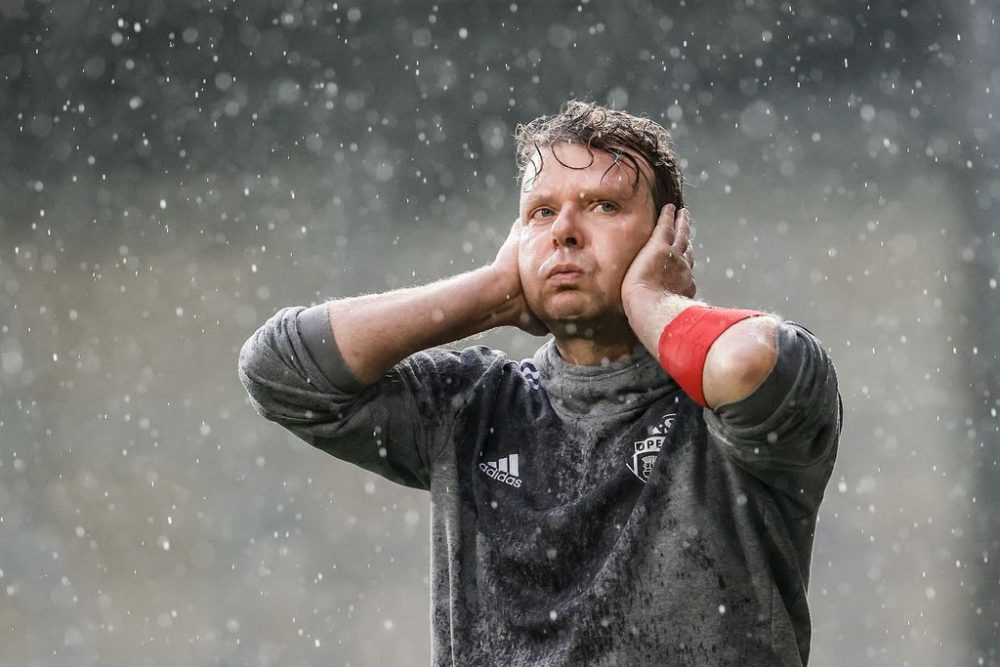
top-left (657, 306), bottom-right (764, 407)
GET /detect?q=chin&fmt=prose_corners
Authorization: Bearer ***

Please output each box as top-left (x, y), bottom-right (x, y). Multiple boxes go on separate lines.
top-left (556, 286), bottom-right (616, 310)
top-left (542, 298), bottom-right (592, 322)
top-left (543, 301), bottom-right (631, 338)
top-left (543, 306), bottom-right (606, 333)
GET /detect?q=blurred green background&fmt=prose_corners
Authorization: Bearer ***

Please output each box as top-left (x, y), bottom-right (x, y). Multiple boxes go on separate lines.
top-left (2, 1), bottom-right (998, 665)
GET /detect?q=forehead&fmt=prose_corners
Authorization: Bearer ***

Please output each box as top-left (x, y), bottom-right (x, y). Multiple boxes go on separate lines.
top-left (520, 143), bottom-right (653, 200)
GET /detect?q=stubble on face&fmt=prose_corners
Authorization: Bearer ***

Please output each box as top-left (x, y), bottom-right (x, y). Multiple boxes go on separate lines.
top-left (516, 143), bottom-right (657, 339)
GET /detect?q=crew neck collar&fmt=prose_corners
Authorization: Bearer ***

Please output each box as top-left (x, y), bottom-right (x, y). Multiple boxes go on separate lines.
top-left (531, 338), bottom-right (674, 418)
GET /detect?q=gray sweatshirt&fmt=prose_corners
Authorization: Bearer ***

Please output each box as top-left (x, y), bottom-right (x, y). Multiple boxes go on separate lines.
top-left (237, 304), bottom-right (841, 666)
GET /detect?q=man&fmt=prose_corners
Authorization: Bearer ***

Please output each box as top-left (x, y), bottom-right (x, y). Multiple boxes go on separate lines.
top-left (238, 100), bottom-right (841, 666)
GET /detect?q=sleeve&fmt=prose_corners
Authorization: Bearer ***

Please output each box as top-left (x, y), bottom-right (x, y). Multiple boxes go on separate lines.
top-left (237, 304), bottom-right (501, 490)
top-left (704, 322), bottom-right (842, 514)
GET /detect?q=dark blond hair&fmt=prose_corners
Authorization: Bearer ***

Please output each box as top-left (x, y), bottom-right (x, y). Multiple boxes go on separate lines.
top-left (515, 100), bottom-right (684, 212)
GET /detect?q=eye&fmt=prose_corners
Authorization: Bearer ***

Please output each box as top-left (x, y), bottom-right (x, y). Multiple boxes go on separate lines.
top-left (531, 207), bottom-right (556, 222)
top-left (596, 202), bottom-right (618, 214)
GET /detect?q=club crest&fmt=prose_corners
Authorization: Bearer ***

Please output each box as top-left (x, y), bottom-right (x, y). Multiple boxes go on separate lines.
top-left (626, 413), bottom-right (676, 483)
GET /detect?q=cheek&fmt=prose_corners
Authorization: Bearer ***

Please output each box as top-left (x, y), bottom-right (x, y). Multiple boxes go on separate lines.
top-left (605, 228), bottom-right (647, 272)
top-left (623, 221), bottom-right (654, 258)
top-left (519, 232), bottom-right (545, 264)
top-left (518, 241), bottom-right (540, 287)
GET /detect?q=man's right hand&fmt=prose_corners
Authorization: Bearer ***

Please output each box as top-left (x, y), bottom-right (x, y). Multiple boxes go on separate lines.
top-left (491, 218), bottom-right (548, 336)
top-left (323, 218), bottom-right (548, 385)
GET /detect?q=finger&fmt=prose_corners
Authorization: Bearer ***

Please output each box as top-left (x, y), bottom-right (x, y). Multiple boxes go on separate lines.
top-left (673, 208), bottom-right (691, 251)
top-left (655, 204), bottom-right (677, 245)
top-left (684, 243), bottom-right (696, 269)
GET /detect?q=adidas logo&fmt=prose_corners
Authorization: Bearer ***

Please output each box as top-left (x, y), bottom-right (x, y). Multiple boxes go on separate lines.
top-left (479, 454), bottom-right (523, 488)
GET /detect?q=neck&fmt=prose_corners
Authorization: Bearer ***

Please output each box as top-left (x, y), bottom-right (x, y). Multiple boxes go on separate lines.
top-left (551, 320), bottom-right (642, 366)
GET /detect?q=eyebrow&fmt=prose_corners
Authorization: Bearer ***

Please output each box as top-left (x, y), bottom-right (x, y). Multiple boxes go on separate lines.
top-left (522, 181), bottom-right (638, 209)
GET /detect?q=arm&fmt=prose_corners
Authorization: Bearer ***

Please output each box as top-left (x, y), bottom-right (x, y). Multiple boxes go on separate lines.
top-left (705, 322), bottom-right (841, 512)
top-left (621, 205), bottom-right (779, 410)
top-left (236, 220), bottom-right (544, 488)
top-left (238, 306), bottom-right (512, 489)
top-left (330, 219), bottom-right (546, 385)
top-left (622, 205), bottom-right (840, 507)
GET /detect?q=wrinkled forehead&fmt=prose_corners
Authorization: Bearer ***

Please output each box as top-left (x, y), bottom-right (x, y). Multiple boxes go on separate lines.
top-left (520, 142), bottom-right (654, 198)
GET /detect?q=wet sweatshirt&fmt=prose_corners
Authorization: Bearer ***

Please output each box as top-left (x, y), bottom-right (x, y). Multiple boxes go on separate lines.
top-left (237, 304), bottom-right (842, 667)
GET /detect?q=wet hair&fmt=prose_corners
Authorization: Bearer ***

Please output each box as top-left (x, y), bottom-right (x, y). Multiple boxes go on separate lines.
top-left (514, 100), bottom-right (684, 212)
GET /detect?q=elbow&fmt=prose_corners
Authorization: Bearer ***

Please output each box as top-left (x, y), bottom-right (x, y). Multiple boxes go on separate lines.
top-left (237, 330), bottom-right (271, 416)
top-left (238, 325), bottom-right (262, 369)
top-left (721, 344), bottom-right (777, 399)
top-left (236, 308), bottom-right (292, 392)
top-left (237, 316), bottom-right (293, 421)
top-left (703, 317), bottom-right (779, 407)
top-left (237, 326), bottom-right (265, 387)
top-left (236, 309), bottom-right (345, 425)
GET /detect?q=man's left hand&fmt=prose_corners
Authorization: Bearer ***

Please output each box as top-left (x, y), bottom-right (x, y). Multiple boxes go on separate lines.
top-left (621, 204), bottom-right (697, 304)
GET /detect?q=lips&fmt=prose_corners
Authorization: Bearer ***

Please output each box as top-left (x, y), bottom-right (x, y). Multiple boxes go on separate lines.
top-left (545, 263), bottom-right (585, 284)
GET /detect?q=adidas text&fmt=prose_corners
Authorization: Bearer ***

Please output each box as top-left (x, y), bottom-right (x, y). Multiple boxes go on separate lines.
top-left (479, 454), bottom-right (523, 488)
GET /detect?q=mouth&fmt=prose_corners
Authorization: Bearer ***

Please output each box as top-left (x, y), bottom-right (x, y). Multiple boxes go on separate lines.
top-left (545, 263), bottom-right (586, 284)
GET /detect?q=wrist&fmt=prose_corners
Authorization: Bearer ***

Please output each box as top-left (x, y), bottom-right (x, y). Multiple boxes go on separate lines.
top-left (472, 265), bottom-right (524, 328)
top-left (622, 287), bottom-right (700, 363)
top-left (622, 285), bottom-right (684, 324)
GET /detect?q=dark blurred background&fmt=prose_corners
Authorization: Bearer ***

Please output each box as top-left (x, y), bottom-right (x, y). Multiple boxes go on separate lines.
top-left (1, 0), bottom-right (998, 665)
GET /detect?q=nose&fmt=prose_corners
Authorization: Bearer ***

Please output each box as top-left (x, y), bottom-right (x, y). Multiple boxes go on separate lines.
top-left (550, 208), bottom-right (581, 248)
